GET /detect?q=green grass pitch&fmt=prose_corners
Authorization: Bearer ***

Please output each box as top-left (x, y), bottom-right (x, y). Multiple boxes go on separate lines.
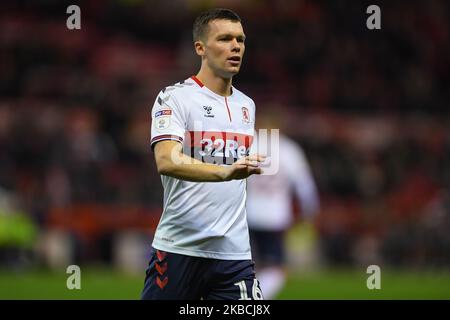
top-left (1, 267), bottom-right (449, 299)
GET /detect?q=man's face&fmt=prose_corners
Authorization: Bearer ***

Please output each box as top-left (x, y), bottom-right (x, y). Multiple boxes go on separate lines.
top-left (197, 19), bottom-right (246, 78)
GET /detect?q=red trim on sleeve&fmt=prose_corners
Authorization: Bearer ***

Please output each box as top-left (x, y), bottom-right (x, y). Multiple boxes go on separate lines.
top-left (151, 135), bottom-right (183, 150)
top-left (190, 76), bottom-right (204, 87)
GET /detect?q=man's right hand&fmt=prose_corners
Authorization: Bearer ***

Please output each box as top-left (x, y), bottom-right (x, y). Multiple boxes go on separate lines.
top-left (224, 155), bottom-right (266, 181)
top-left (155, 140), bottom-right (265, 182)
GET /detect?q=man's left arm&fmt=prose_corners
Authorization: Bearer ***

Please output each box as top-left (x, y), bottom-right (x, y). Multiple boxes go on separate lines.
top-left (288, 144), bottom-right (320, 219)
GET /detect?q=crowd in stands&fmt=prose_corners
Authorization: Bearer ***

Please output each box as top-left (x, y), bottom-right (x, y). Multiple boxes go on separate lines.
top-left (1, 0), bottom-right (449, 267)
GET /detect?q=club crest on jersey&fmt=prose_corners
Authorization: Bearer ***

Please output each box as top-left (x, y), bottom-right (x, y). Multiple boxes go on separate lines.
top-left (242, 107), bottom-right (250, 124)
top-left (154, 109), bottom-right (172, 131)
top-left (203, 106), bottom-right (215, 118)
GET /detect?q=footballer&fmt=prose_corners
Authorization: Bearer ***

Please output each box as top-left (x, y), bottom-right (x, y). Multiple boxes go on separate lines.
top-left (141, 8), bottom-right (265, 300)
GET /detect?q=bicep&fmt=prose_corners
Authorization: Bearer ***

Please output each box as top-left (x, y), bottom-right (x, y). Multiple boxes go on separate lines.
top-left (154, 140), bottom-right (183, 173)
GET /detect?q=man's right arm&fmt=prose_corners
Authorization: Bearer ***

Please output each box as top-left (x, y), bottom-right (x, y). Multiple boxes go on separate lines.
top-left (154, 140), bottom-right (265, 182)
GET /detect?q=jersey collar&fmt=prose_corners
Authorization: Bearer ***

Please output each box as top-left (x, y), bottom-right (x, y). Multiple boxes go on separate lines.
top-left (190, 76), bottom-right (234, 97)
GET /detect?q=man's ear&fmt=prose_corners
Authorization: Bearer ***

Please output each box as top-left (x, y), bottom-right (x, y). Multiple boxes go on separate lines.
top-left (194, 40), bottom-right (205, 57)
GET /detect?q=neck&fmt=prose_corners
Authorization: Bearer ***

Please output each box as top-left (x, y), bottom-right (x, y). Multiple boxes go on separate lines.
top-left (195, 67), bottom-right (233, 97)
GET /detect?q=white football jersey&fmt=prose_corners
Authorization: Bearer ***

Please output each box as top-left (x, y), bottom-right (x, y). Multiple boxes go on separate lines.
top-left (247, 134), bottom-right (319, 231)
top-left (150, 76), bottom-right (256, 260)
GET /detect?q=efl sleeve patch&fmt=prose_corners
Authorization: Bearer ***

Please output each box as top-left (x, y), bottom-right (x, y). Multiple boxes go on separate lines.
top-left (155, 109), bottom-right (172, 118)
top-left (150, 90), bottom-right (186, 144)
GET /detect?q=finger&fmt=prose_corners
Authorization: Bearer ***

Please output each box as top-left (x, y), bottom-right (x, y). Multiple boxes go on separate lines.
top-left (245, 159), bottom-right (260, 167)
top-left (234, 164), bottom-right (248, 170)
top-left (248, 167), bottom-right (263, 175)
top-left (246, 154), bottom-right (266, 162)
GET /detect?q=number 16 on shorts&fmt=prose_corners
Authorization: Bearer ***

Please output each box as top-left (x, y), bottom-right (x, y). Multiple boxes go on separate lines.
top-left (234, 279), bottom-right (264, 300)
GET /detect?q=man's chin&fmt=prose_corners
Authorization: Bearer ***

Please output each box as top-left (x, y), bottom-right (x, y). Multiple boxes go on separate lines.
top-left (222, 67), bottom-right (240, 78)
top-left (213, 66), bottom-right (240, 79)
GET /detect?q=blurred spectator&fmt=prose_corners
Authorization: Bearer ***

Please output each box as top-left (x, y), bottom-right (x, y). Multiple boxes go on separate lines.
top-left (247, 110), bottom-right (320, 299)
top-left (0, 187), bottom-right (37, 269)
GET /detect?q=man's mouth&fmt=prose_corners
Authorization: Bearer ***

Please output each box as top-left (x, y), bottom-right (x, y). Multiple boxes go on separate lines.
top-left (227, 56), bottom-right (241, 65)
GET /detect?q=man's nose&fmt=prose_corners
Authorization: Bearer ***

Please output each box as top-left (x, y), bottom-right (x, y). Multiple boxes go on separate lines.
top-left (231, 39), bottom-right (240, 52)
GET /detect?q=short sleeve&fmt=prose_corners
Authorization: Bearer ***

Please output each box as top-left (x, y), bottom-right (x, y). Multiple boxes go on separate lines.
top-left (150, 90), bottom-right (186, 150)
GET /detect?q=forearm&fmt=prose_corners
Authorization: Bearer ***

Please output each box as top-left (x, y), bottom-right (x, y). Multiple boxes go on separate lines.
top-left (154, 141), bottom-right (263, 182)
top-left (159, 152), bottom-right (229, 182)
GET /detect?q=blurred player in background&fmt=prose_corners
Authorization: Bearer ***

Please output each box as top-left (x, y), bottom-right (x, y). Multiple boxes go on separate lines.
top-left (142, 8), bottom-right (265, 300)
top-left (247, 112), bottom-right (320, 299)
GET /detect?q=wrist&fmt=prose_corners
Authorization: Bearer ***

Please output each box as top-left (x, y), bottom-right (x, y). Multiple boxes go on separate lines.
top-left (220, 166), bottom-right (232, 181)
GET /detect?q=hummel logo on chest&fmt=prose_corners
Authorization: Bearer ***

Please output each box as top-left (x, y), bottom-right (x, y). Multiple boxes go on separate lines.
top-left (203, 106), bottom-right (215, 118)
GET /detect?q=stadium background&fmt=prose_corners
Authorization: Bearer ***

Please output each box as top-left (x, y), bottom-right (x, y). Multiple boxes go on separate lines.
top-left (1, 0), bottom-right (449, 299)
